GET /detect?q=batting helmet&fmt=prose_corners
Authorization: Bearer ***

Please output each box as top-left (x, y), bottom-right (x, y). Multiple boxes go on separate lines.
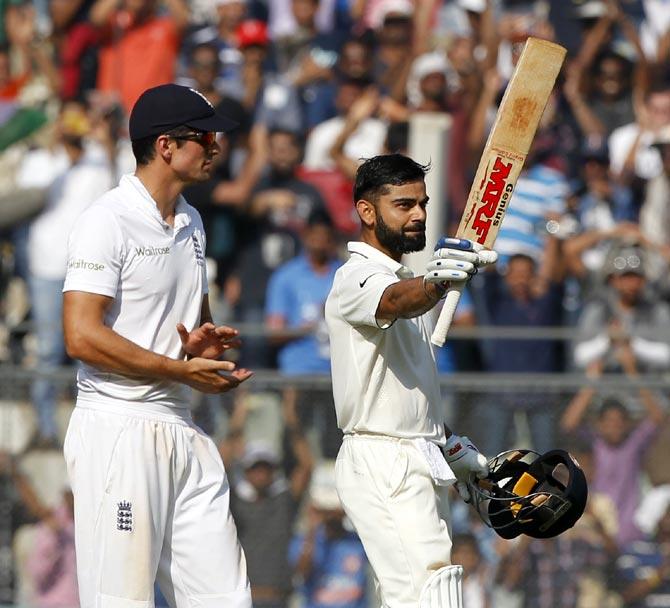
top-left (467, 449), bottom-right (588, 539)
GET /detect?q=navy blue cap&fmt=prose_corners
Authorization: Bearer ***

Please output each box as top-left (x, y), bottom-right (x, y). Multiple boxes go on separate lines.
top-left (129, 84), bottom-right (238, 141)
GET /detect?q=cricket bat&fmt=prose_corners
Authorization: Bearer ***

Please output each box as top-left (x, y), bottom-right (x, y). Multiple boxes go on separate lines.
top-left (430, 37), bottom-right (566, 347)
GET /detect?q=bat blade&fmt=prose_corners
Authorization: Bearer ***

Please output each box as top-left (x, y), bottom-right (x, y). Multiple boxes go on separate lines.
top-left (431, 37), bottom-right (566, 347)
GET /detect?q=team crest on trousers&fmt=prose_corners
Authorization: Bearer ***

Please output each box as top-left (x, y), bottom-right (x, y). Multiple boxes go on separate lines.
top-left (117, 501), bottom-right (133, 531)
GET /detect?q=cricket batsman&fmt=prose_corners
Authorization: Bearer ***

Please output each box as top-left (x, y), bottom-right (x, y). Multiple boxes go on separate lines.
top-left (325, 154), bottom-right (497, 608)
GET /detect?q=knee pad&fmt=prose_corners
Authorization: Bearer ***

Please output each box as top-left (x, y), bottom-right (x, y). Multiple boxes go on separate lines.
top-left (419, 565), bottom-right (463, 608)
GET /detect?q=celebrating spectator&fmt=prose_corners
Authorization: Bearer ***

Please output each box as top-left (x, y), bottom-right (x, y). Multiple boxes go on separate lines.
top-left (91, 0), bottom-right (190, 112)
top-left (561, 357), bottom-right (665, 546)
top-left (223, 395), bottom-right (314, 608)
top-left (573, 241), bottom-right (670, 372)
top-left (290, 461), bottom-right (368, 608)
top-left (20, 101), bottom-right (112, 448)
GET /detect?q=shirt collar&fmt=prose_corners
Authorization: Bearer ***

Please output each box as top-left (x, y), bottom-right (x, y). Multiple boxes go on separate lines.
top-left (347, 241), bottom-right (414, 279)
top-left (121, 174), bottom-right (192, 231)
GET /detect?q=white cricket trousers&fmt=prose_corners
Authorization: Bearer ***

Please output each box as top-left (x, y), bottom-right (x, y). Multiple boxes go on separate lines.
top-left (335, 434), bottom-right (454, 608)
top-left (64, 399), bottom-right (252, 608)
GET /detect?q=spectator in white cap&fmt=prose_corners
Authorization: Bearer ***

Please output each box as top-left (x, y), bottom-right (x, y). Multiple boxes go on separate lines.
top-left (223, 397), bottom-right (314, 608)
top-left (290, 461), bottom-right (369, 608)
top-left (406, 51), bottom-right (453, 110)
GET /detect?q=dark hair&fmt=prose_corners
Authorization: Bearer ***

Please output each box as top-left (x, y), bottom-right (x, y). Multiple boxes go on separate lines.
top-left (593, 50), bottom-right (633, 76)
top-left (507, 253), bottom-right (537, 270)
top-left (307, 208), bottom-right (334, 229)
top-left (354, 154), bottom-right (429, 204)
top-left (337, 75), bottom-right (374, 90)
top-left (190, 42), bottom-right (220, 64)
top-left (131, 136), bottom-right (157, 166)
top-left (646, 80), bottom-right (670, 100)
top-left (385, 122), bottom-right (409, 154)
top-left (452, 533), bottom-right (480, 556)
top-left (269, 127), bottom-right (304, 148)
top-left (598, 397), bottom-right (629, 419)
top-left (131, 125), bottom-right (194, 166)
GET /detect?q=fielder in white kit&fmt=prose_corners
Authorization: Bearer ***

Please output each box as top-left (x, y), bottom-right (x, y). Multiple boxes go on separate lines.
top-left (325, 154), bottom-right (497, 608)
top-left (62, 84), bottom-right (253, 608)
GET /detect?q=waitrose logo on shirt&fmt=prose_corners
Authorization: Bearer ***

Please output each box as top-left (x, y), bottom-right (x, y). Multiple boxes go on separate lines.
top-left (135, 246), bottom-right (171, 256)
top-left (68, 258), bottom-right (105, 271)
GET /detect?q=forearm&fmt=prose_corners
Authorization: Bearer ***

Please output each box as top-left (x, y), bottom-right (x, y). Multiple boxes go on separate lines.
top-left (163, 0), bottom-right (190, 30)
top-left (567, 94), bottom-right (607, 138)
top-left (631, 336), bottom-right (670, 367)
top-left (637, 387), bottom-right (665, 424)
top-left (330, 118), bottom-right (361, 180)
top-left (574, 334), bottom-right (610, 368)
top-left (294, 536), bottom-right (316, 578)
top-left (377, 277), bottom-right (446, 320)
top-left (575, 16), bottom-right (612, 69)
top-left (560, 387), bottom-right (596, 433)
top-left (66, 321), bottom-right (183, 381)
top-left (90, 0), bottom-right (118, 27)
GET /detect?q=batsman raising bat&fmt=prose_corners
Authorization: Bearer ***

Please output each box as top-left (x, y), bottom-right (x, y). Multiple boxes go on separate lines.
top-left (324, 38), bottom-right (572, 608)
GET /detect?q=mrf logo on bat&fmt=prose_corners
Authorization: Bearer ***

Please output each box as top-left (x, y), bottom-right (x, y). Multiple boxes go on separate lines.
top-left (469, 155), bottom-right (516, 244)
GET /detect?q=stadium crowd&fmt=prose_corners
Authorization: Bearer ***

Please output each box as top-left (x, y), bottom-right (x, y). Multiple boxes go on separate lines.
top-left (1, 0), bottom-right (670, 606)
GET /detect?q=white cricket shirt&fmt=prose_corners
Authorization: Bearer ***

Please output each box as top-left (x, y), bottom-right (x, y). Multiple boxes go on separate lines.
top-left (63, 174), bottom-right (208, 409)
top-left (325, 241), bottom-right (446, 444)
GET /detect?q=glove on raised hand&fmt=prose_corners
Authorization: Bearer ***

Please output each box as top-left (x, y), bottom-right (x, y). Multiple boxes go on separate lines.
top-left (424, 238), bottom-right (498, 287)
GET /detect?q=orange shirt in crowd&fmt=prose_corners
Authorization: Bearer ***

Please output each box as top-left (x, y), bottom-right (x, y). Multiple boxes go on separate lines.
top-left (97, 11), bottom-right (181, 114)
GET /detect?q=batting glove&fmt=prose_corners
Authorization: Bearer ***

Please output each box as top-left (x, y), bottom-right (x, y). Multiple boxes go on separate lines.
top-left (443, 434), bottom-right (489, 503)
top-left (424, 238), bottom-right (498, 286)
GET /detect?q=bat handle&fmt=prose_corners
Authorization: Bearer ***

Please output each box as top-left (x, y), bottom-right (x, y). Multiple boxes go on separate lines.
top-left (430, 283), bottom-right (464, 347)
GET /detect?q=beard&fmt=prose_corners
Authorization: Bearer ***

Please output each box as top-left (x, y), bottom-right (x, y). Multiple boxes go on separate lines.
top-left (375, 211), bottom-right (426, 255)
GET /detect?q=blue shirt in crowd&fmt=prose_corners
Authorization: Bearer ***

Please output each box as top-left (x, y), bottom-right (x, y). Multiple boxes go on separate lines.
top-left (495, 164), bottom-right (568, 263)
top-left (289, 527), bottom-right (368, 608)
top-left (265, 254), bottom-right (341, 374)
top-left (616, 540), bottom-right (670, 607)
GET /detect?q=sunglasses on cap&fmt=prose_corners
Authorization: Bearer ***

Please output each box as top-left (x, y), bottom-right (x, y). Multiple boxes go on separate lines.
top-left (168, 131), bottom-right (217, 147)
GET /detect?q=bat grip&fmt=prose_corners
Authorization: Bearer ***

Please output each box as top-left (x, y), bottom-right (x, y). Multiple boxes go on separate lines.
top-left (430, 283), bottom-right (464, 347)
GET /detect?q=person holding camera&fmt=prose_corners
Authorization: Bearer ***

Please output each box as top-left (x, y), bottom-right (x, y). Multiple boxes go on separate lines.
top-left (573, 241), bottom-right (670, 374)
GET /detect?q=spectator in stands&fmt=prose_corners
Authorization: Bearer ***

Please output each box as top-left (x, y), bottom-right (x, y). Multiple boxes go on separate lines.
top-left (494, 130), bottom-right (569, 264)
top-left (91, 0), bottom-right (190, 113)
top-left (563, 140), bottom-right (640, 300)
top-left (405, 51), bottom-right (451, 113)
top-left (225, 128), bottom-right (328, 368)
top-left (20, 101), bottom-right (112, 448)
top-left (265, 209), bottom-right (342, 457)
top-left (1, 2), bottom-right (59, 101)
top-left (573, 241), bottom-right (670, 373)
top-left (236, 19), bottom-right (304, 132)
top-left (181, 0), bottom-right (248, 91)
top-left (451, 533), bottom-right (492, 608)
top-left (290, 461), bottom-right (368, 608)
top-left (49, 0), bottom-right (98, 100)
top-left (303, 77), bottom-right (386, 171)
top-left (271, 0), bottom-right (345, 130)
top-left (222, 396), bottom-right (314, 608)
top-left (639, 125), bottom-right (670, 278)
top-left (617, 500), bottom-right (670, 607)
top-left (184, 41), bottom-right (250, 135)
top-left (0, 450), bottom-right (50, 604)
top-left (25, 484), bottom-right (77, 608)
top-left (560, 355), bottom-right (665, 546)
top-left (179, 41), bottom-right (250, 287)
top-left (565, 0), bottom-right (649, 142)
top-left (472, 226), bottom-right (564, 456)
top-left (609, 82), bottom-right (670, 182)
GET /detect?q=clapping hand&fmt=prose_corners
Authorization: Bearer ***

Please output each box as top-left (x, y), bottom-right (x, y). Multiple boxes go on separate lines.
top-left (177, 322), bottom-right (241, 360)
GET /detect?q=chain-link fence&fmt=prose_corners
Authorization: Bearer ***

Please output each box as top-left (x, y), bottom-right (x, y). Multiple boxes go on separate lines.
top-left (0, 335), bottom-right (669, 608)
